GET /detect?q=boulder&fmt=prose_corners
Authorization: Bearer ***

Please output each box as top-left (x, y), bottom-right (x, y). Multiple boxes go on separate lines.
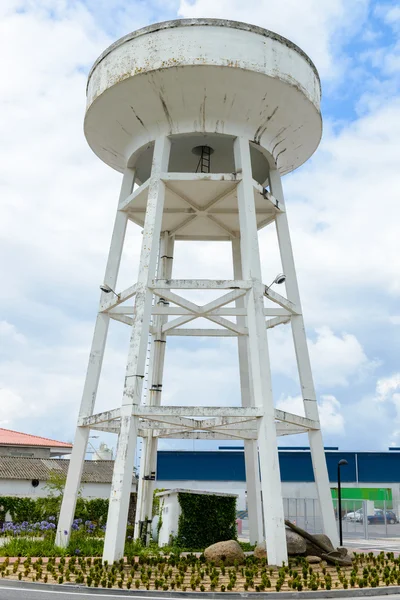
top-left (322, 551), bottom-right (353, 567)
top-left (254, 531), bottom-right (306, 559)
top-left (254, 542), bottom-right (267, 559)
top-left (306, 556), bottom-right (322, 564)
top-left (204, 540), bottom-right (245, 566)
top-left (286, 529), bottom-right (307, 555)
top-left (305, 533), bottom-right (335, 558)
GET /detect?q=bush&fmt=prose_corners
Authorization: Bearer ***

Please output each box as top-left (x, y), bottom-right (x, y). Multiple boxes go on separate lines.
top-left (175, 493), bottom-right (237, 549)
top-left (0, 496), bottom-right (109, 526)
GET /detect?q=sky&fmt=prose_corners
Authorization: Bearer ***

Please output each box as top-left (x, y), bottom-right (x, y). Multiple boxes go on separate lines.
top-left (1, 0), bottom-right (400, 457)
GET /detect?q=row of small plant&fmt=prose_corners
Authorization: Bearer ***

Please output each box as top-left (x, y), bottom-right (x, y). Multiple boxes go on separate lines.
top-left (2, 548), bottom-right (400, 592)
top-left (0, 552), bottom-right (346, 592)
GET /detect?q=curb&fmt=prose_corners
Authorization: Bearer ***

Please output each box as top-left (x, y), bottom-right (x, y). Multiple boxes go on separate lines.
top-left (1, 579), bottom-right (400, 598)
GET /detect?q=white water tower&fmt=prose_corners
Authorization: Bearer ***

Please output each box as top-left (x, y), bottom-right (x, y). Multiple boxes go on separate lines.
top-left (57, 19), bottom-right (338, 564)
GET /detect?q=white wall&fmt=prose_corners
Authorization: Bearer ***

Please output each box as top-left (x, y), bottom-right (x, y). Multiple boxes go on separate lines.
top-left (0, 479), bottom-right (136, 500)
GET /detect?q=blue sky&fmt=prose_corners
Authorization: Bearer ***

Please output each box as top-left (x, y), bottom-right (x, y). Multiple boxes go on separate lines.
top-left (1, 0), bottom-right (400, 456)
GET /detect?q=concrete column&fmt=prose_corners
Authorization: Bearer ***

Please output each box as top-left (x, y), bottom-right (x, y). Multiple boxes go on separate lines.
top-left (269, 167), bottom-right (339, 548)
top-left (56, 168), bottom-right (135, 547)
top-left (234, 136), bottom-right (287, 565)
top-left (232, 238), bottom-right (263, 545)
top-left (134, 233), bottom-right (174, 541)
top-left (103, 137), bottom-right (171, 562)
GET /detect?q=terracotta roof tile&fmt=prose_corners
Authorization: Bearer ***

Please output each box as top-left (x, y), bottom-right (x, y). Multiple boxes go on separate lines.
top-left (0, 428), bottom-right (72, 448)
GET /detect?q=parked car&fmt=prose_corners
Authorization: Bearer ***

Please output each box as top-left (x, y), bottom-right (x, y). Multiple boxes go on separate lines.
top-left (365, 510), bottom-right (398, 525)
top-left (344, 508), bottom-right (363, 522)
top-left (344, 508), bottom-right (398, 524)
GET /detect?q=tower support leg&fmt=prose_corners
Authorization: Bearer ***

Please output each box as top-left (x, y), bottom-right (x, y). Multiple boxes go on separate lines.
top-left (134, 233), bottom-right (174, 541)
top-left (102, 136), bottom-right (171, 563)
top-left (269, 168), bottom-right (339, 548)
top-left (234, 137), bottom-right (287, 565)
top-left (232, 239), bottom-right (263, 545)
top-left (56, 168), bottom-right (135, 547)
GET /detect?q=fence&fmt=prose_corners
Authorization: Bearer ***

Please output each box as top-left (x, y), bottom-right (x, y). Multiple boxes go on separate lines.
top-left (237, 498), bottom-right (400, 541)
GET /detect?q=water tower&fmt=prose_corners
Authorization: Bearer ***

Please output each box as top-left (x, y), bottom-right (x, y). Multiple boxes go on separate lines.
top-left (57, 19), bottom-right (339, 564)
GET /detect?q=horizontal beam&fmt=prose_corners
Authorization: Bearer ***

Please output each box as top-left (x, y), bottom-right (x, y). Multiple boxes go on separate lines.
top-left (90, 424), bottom-right (121, 434)
top-left (78, 408), bottom-right (121, 427)
top-left (139, 415), bottom-right (200, 429)
top-left (252, 181), bottom-right (284, 212)
top-left (109, 313), bottom-right (134, 326)
top-left (266, 315), bottom-right (291, 329)
top-left (276, 422), bottom-right (307, 436)
top-left (134, 406), bottom-right (263, 418)
top-left (119, 179), bottom-right (150, 211)
top-left (152, 430), bottom-right (257, 440)
top-left (154, 328), bottom-right (240, 337)
top-left (198, 416), bottom-right (258, 430)
top-left (264, 287), bottom-right (299, 314)
top-left (161, 172), bottom-right (241, 183)
top-left (112, 306), bottom-right (290, 317)
top-left (100, 284), bottom-right (137, 312)
top-left (150, 279), bottom-right (251, 290)
top-left (274, 409), bottom-right (319, 430)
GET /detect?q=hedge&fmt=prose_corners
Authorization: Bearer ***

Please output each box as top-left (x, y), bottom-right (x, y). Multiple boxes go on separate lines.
top-left (0, 496), bottom-right (109, 524)
top-left (176, 492), bottom-right (237, 549)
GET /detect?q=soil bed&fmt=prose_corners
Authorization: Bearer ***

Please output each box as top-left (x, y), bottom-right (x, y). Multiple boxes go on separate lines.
top-left (0, 551), bottom-right (399, 593)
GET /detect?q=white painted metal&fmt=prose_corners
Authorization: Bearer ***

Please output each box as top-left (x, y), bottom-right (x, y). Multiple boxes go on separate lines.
top-left (269, 168), bottom-right (340, 548)
top-left (63, 18), bottom-right (336, 565)
top-left (56, 168), bottom-right (135, 548)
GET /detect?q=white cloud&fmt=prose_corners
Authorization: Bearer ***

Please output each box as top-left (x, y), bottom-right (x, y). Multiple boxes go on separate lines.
top-left (276, 394), bottom-right (345, 435)
top-left (270, 326), bottom-right (376, 388)
top-left (0, 388), bottom-right (28, 427)
top-left (376, 373), bottom-right (400, 402)
top-left (0, 321), bottom-right (26, 346)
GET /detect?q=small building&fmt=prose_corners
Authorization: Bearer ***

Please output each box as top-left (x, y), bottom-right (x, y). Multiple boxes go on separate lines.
top-left (156, 488), bottom-right (238, 547)
top-left (0, 428), bottom-right (72, 459)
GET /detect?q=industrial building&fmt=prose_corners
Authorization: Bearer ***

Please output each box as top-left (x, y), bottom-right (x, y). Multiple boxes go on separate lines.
top-left (156, 447), bottom-right (400, 514)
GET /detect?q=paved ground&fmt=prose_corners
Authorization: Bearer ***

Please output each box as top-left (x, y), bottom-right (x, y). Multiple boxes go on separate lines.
top-left (342, 523), bottom-right (400, 539)
top-left (346, 538), bottom-right (400, 555)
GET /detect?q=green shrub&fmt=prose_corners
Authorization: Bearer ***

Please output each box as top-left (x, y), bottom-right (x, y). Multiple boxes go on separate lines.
top-left (0, 496), bottom-right (109, 525)
top-left (175, 493), bottom-right (237, 550)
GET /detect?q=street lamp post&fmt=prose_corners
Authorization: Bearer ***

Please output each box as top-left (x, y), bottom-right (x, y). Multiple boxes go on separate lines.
top-left (337, 459), bottom-right (348, 546)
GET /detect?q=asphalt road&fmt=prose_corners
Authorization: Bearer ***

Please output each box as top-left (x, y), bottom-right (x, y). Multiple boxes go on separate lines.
top-left (1, 584), bottom-right (400, 600)
top-left (0, 585), bottom-right (159, 599)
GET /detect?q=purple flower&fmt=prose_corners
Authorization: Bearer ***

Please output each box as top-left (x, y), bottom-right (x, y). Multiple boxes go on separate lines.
top-left (64, 530), bottom-right (68, 535)
top-left (48, 516), bottom-right (56, 522)
top-left (127, 536), bottom-right (132, 540)
top-left (75, 549), bottom-right (80, 555)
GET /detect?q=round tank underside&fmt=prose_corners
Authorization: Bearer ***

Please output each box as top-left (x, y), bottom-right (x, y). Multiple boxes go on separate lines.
top-left (85, 20), bottom-right (322, 177)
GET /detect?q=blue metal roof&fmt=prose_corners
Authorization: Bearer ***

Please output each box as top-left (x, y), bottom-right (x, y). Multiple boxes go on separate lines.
top-left (156, 450), bottom-right (400, 483)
